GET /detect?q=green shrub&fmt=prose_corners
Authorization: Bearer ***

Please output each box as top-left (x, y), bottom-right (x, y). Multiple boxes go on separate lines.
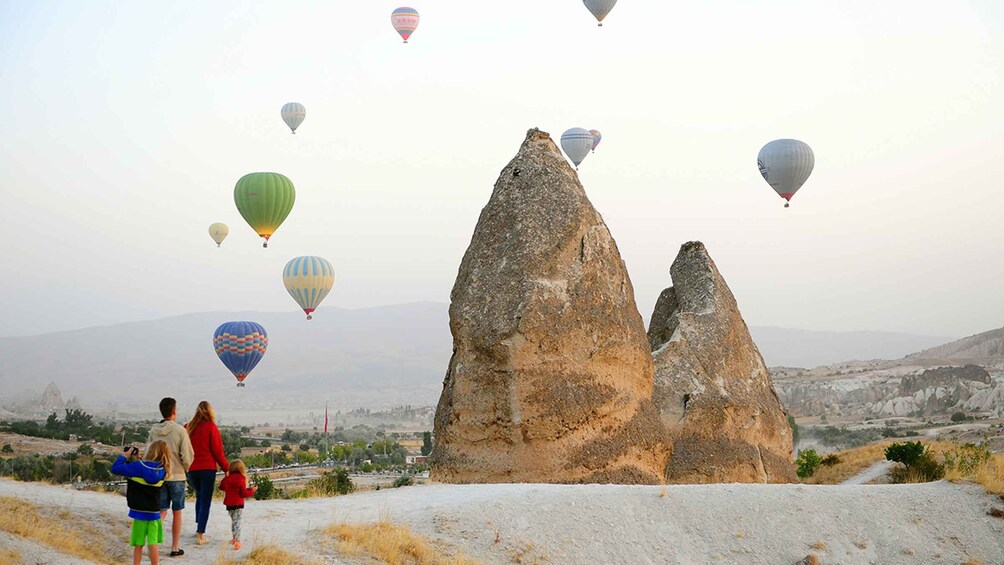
top-left (393, 475), bottom-right (414, 488)
top-left (885, 442), bottom-right (925, 467)
top-left (251, 473), bottom-right (276, 500)
top-left (943, 441), bottom-right (991, 475)
top-left (76, 444), bottom-right (94, 456)
top-left (310, 467), bottom-right (354, 495)
top-left (1, 444), bottom-right (13, 453)
top-left (951, 412), bottom-right (967, 423)
top-left (796, 449), bottom-right (822, 478)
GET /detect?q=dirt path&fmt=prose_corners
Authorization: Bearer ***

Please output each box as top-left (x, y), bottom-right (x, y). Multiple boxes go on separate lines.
top-left (1, 478), bottom-right (1002, 564)
top-left (841, 460), bottom-right (895, 485)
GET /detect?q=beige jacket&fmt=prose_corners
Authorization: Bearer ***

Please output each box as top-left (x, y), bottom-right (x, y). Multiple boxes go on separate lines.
top-left (148, 420), bottom-right (194, 482)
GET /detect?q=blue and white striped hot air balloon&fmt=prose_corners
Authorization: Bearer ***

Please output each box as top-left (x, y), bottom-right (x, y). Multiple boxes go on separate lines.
top-left (213, 322), bottom-right (268, 387)
top-left (282, 256), bottom-right (335, 320)
top-left (561, 128), bottom-right (594, 169)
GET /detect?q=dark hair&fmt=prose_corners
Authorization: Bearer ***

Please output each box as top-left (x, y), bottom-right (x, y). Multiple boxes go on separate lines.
top-left (159, 397), bottom-right (176, 419)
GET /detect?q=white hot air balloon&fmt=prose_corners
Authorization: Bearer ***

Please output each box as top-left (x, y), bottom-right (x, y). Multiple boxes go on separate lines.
top-left (560, 128), bottom-right (594, 169)
top-left (757, 139), bottom-right (814, 208)
top-left (208, 223), bottom-right (229, 247)
top-left (282, 256), bottom-right (335, 320)
top-left (281, 102), bottom-right (306, 134)
top-left (583, 0), bottom-right (618, 26)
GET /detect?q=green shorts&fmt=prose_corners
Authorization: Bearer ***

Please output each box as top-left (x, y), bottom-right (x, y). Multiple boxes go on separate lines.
top-left (130, 519), bottom-right (164, 546)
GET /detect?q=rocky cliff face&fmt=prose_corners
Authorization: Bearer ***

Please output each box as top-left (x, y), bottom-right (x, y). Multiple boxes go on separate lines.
top-left (775, 364), bottom-right (1004, 418)
top-left (431, 129), bottom-right (669, 484)
top-left (649, 242), bottom-right (797, 484)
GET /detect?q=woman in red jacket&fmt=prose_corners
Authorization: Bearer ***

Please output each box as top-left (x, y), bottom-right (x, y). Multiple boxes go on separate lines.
top-left (186, 400), bottom-right (228, 545)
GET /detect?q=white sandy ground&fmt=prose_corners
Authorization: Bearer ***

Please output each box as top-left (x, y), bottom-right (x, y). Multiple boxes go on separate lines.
top-left (1, 478), bottom-right (1003, 565)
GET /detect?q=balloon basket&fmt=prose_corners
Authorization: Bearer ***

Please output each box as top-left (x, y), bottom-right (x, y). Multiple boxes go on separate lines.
top-left (263, 242), bottom-right (268, 248)
top-left (306, 315), bottom-right (313, 320)
top-left (784, 202), bottom-right (790, 208)
top-left (237, 383), bottom-right (246, 388)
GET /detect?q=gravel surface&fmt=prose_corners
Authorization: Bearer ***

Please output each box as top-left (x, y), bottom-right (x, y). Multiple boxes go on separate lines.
top-left (1, 478), bottom-right (1002, 564)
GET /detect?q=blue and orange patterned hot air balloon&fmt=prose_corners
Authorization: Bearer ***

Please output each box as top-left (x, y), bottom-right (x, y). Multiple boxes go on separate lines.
top-left (391, 7), bottom-right (420, 43)
top-left (589, 129), bottom-right (602, 153)
top-left (213, 322), bottom-right (268, 387)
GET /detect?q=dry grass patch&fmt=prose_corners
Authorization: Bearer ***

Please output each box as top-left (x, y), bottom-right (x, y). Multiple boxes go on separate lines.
top-left (0, 547), bottom-right (22, 564)
top-left (809, 540), bottom-right (827, 551)
top-left (216, 543), bottom-right (325, 565)
top-left (327, 520), bottom-right (483, 565)
top-left (945, 452), bottom-right (1004, 495)
top-left (0, 496), bottom-right (128, 564)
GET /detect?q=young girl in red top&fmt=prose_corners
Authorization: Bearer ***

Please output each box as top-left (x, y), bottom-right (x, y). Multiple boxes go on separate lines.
top-left (219, 460), bottom-right (257, 550)
top-left (185, 400), bottom-right (229, 545)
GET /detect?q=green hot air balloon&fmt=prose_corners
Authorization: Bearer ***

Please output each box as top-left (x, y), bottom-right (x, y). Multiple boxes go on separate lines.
top-left (233, 172), bottom-right (296, 248)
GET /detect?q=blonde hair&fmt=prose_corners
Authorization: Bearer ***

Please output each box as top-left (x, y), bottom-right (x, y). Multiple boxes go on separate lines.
top-left (229, 460), bottom-right (247, 476)
top-left (186, 400), bottom-right (216, 436)
top-left (146, 440), bottom-right (172, 477)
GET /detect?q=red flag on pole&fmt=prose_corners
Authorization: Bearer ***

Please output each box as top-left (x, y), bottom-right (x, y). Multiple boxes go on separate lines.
top-left (324, 402), bottom-right (328, 435)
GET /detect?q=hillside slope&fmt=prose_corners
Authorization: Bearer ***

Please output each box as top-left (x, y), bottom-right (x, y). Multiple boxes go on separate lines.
top-left (907, 326), bottom-right (1004, 363)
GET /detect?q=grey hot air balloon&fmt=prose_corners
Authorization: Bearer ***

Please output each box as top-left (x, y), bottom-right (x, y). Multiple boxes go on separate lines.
top-left (281, 102), bottom-right (306, 134)
top-left (757, 139), bottom-right (814, 208)
top-left (561, 128), bottom-right (594, 169)
top-left (583, 0), bottom-right (618, 26)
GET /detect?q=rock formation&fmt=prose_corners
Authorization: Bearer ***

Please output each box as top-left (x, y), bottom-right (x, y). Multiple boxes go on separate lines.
top-left (431, 128), bottom-right (668, 484)
top-left (775, 364), bottom-right (1003, 418)
top-left (40, 381), bottom-right (65, 414)
top-left (649, 242), bottom-right (797, 483)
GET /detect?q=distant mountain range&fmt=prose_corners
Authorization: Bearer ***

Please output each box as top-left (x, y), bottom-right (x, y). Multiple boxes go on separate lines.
top-left (749, 327), bottom-right (954, 368)
top-left (0, 302), bottom-right (980, 415)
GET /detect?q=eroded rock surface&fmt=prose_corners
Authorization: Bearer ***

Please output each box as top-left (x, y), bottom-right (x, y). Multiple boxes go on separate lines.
top-left (431, 128), bottom-right (668, 484)
top-left (649, 242), bottom-right (797, 483)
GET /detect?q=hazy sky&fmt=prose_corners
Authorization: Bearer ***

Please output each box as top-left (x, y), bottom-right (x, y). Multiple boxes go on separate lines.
top-left (1, 1), bottom-right (1002, 338)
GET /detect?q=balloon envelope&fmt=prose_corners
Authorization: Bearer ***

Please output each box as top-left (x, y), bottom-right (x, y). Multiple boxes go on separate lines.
top-left (583, 0), bottom-right (617, 26)
top-left (213, 321), bottom-right (268, 386)
top-left (757, 139), bottom-right (814, 205)
top-left (589, 129), bottom-right (602, 152)
top-left (234, 172), bottom-right (296, 247)
top-left (281, 102), bottom-right (305, 134)
top-left (283, 256), bottom-right (335, 320)
top-left (560, 128), bottom-right (593, 168)
top-left (208, 223), bottom-right (229, 247)
top-left (391, 7), bottom-right (420, 42)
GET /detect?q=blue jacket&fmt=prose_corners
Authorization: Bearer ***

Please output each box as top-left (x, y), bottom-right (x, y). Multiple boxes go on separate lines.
top-left (111, 456), bottom-right (166, 520)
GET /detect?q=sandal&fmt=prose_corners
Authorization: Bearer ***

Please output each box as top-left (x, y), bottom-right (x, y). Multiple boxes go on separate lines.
top-left (169, 549), bottom-right (185, 557)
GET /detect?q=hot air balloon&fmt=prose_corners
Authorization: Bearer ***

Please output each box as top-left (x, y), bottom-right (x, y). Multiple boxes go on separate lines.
top-left (560, 128), bottom-right (593, 169)
top-left (234, 172), bottom-right (295, 247)
top-left (281, 102), bottom-right (305, 134)
top-left (391, 7), bottom-right (420, 43)
top-left (283, 256), bottom-right (335, 320)
top-left (757, 139), bottom-right (814, 208)
top-left (589, 129), bottom-right (602, 153)
top-left (208, 223), bottom-right (229, 247)
top-left (213, 321), bottom-right (268, 387)
top-left (583, 0), bottom-right (617, 26)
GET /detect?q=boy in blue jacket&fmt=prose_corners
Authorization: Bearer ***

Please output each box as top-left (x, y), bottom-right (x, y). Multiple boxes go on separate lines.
top-left (112, 441), bottom-right (171, 565)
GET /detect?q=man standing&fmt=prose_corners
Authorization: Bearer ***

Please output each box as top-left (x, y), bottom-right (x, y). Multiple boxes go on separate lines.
top-left (149, 397), bottom-right (194, 558)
